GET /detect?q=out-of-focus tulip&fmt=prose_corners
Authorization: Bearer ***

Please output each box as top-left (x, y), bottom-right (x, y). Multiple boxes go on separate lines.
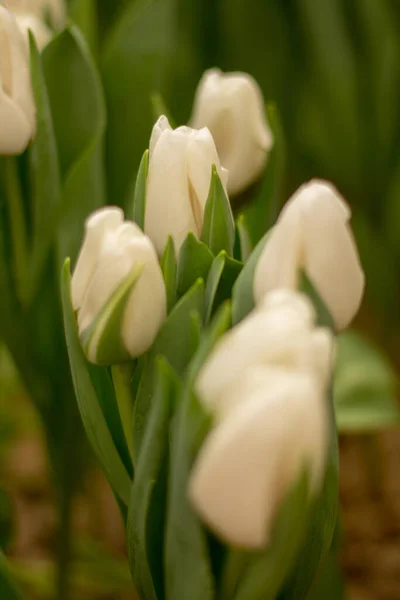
top-left (189, 289), bottom-right (332, 548)
top-left (71, 207), bottom-right (167, 365)
top-left (4, 0), bottom-right (65, 27)
top-left (16, 13), bottom-right (51, 49)
top-left (145, 115), bottom-right (230, 256)
top-left (190, 68), bottom-right (273, 196)
top-left (253, 179), bottom-right (365, 331)
top-left (0, 5), bottom-right (36, 155)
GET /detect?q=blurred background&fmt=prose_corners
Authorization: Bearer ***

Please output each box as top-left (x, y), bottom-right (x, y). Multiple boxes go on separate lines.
top-left (2, 0), bottom-right (400, 598)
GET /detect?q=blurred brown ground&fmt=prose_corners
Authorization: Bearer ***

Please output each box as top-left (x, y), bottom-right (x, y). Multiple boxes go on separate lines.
top-left (340, 431), bottom-right (400, 600)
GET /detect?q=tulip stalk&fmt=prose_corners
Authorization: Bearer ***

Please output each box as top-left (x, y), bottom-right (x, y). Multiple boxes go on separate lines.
top-left (112, 363), bottom-right (135, 461)
top-left (3, 157), bottom-right (28, 303)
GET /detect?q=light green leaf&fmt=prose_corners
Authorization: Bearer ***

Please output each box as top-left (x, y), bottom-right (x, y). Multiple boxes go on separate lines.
top-left (243, 104), bottom-right (286, 246)
top-left (80, 265), bottom-right (142, 365)
top-left (334, 331), bottom-right (399, 432)
top-left (127, 149), bottom-right (148, 228)
top-left (161, 236), bottom-right (177, 313)
top-left (176, 233), bottom-right (213, 298)
top-left (61, 259), bottom-right (131, 504)
top-left (204, 253), bottom-right (242, 323)
top-left (236, 214), bottom-right (253, 262)
top-left (165, 390), bottom-right (214, 600)
top-left (69, 0), bottom-right (99, 56)
top-left (201, 165), bottom-right (235, 257)
top-left (232, 231), bottom-right (270, 325)
top-left (24, 34), bottom-right (61, 306)
top-left (128, 358), bottom-right (180, 600)
top-left (132, 279), bottom-right (205, 459)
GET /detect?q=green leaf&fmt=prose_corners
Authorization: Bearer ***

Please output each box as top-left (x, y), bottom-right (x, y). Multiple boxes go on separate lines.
top-left (161, 236), bottom-right (177, 313)
top-left (128, 358), bottom-right (180, 600)
top-left (165, 390), bottom-right (214, 600)
top-left (232, 231), bottom-right (270, 325)
top-left (151, 91), bottom-right (175, 126)
top-left (0, 552), bottom-right (23, 600)
top-left (132, 279), bottom-right (205, 459)
top-left (236, 214), bottom-right (253, 262)
top-left (243, 104), bottom-right (286, 246)
top-left (24, 34), bottom-right (61, 306)
top-left (61, 259), bottom-right (131, 504)
top-left (334, 331), bottom-right (400, 432)
top-left (102, 0), bottom-right (175, 203)
top-left (69, 0), bottom-right (99, 56)
top-left (301, 273), bottom-right (336, 331)
top-left (80, 265), bottom-right (142, 365)
top-left (225, 472), bottom-right (309, 600)
top-left (176, 233), bottom-right (213, 298)
top-left (127, 149), bottom-right (148, 228)
top-left (43, 26), bottom-right (106, 265)
top-left (281, 396), bottom-right (339, 600)
top-left (204, 253), bottom-right (242, 323)
top-left (201, 165), bottom-right (235, 257)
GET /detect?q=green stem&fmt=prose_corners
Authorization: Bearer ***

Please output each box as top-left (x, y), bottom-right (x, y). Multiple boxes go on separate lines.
top-left (112, 364), bottom-right (134, 461)
top-left (4, 157), bottom-right (28, 302)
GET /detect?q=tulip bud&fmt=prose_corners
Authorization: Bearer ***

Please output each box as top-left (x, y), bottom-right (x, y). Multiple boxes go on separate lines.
top-left (4, 0), bottom-right (65, 28)
top-left (71, 207), bottom-right (167, 365)
top-left (254, 180), bottom-right (365, 331)
top-left (190, 68), bottom-right (273, 196)
top-left (0, 5), bottom-right (36, 155)
top-left (16, 13), bottom-right (51, 49)
top-left (189, 289), bottom-right (332, 548)
top-left (145, 115), bottom-right (229, 256)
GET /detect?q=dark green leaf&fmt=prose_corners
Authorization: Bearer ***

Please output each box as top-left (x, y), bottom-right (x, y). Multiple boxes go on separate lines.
top-left (43, 26), bottom-right (106, 265)
top-left (61, 259), bottom-right (131, 504)
top-left (69, 0), bottom-right (99, 56)
top-left (128, 149), bottom-right (148, 228)
top-left (132, 279), bottom-right (205, 459)
top-left (204, 253), bottom-right (242, 323)
top-left (201, 165), bottom-right (235, 257)
top-left (24, 34), bottom-right (61, 306)
top-left (161, 236), bottom-right (177, 313)
top-left (0, 552), bottom-right (23, 600)
top-left (165, 390), bottom-right (214, 600)
top-left (102, 0), bottom-right (175, 203)
top-left (243, 104), bottom-right (286, 246)
top-left (176, 233), bottom-right (213, 298)
top-left (128, 358), bottom-right (180, 600)
top-left (232, 231), bottom-right (270, 325)
top-left (226, 472), bottom-right (309, 600)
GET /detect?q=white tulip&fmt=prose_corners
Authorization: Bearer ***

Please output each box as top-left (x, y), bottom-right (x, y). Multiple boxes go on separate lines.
top-left (4, 0), bottom-right (65, 27)
top-left (71, 207), bottom-right (167, 365)
top-left (145, 115), bottom-right (230, 256)
top-left (189, 289), bottom-right (332, 548)
top-left (190, 68), bottom-right (273, 196)
top-left (16, 13), bottom-right (51, 50)
top-left (189, 369), bottom-right (326, 548)
top-left (0, 5), bottom-right (36, 155)
top-left (253, 179), bottom-right (365, 331)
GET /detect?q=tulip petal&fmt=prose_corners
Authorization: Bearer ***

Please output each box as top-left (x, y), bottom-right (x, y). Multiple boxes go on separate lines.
top-left (145, 126), bottom-right (198, 255)
top-left (71, 207), bottom-right (124, 310)
top-left (0, 84), bottom-right (32, 154)
top-left (189, 371), bottom-right (326, 548)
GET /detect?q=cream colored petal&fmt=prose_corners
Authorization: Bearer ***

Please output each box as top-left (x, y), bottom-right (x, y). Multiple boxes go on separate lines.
top-left (145, 127), bottom-right (197, 256)
top-left (196, 305), bottom-right (318, 414)
top-left (4, 0), bottom-right (66, 28)
top-left (186, 126), bottom-right (231, 234)
top-left (299, 183), bottom-right (365, 330)
top-left (260, 289), bottom-right (315, 324)
top-left (189, 370), bottom-right (326, 548)
top-left (0, 84), bottom-right (32, 154)
top-left (16, 13), bottom-right (52, 50)
top-left (253, 206), bottom-right (303, 305)
top-left (71, 207), bottom-right (124, 310)
top-left (122, 235), bottom-right (167, 356)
